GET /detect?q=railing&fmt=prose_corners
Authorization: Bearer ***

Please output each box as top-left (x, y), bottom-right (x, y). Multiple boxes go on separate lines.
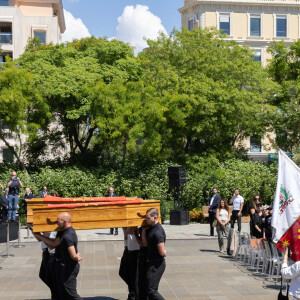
top-left (0, 33), bottom-right (12, 44)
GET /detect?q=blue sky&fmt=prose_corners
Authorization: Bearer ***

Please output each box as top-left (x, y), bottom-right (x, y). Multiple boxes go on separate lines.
top-left (63, 0), bottom-right (183, 38)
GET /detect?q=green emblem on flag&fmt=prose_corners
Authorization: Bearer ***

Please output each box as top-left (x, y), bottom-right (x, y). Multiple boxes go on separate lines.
top-left (279, 184), bottom-right (294, 215)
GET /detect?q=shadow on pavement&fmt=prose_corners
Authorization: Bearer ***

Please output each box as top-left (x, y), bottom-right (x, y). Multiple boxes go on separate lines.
top-left (25, 296), bottom-right (120, 300)
top-left (199, 249), bottom-right (219, 253)
top-left (84, 297), bottom-right (120, 300)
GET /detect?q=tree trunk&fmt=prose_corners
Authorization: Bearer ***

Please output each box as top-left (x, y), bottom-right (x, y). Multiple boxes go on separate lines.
top-left (104, 139), bottom-right (120, 169)
top-left (0, 129), bottom-right (28, 173)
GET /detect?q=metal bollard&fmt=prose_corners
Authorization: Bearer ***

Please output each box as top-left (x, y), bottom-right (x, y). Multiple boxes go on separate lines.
top-left (1, 223), bottom-right (14, 258)
top-left (13, 219), bottom-right (25, 248)
top-left (24, 226), bottom-right (33, 239)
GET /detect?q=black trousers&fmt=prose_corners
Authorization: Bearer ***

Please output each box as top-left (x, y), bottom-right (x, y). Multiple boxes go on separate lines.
top-left (39, 250), bottom-right (49, 286)
top-left (119, 247), bottom-right (129, 285)
top-left (146, 258), bottom-right (166, 300)
top-left (138, 249), bottom-right (148, 300)
top-left (127, 250), bottom-right (139, 300)
top-left (208, 211), bottom-right (216, 236)
top-left (230, 210), bottom-right (242, 232)
top-left (47, 255), bottom-right (58, 300)
top-left (110, 228), bottom-right (118, 234)
top-left (1, 210), bottom-right (8, 222)
top-left (55, 261), bottom-right (82, 300)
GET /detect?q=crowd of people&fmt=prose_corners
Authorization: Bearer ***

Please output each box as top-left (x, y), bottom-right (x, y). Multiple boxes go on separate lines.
top-left (0, 178), bottom-right (167, 300)
top-left (207, 187), bottom-right (273, 252)
top-left (28, 205), bottom-right (166, 300)
top-left (0, 171), bottom-right (58, 223)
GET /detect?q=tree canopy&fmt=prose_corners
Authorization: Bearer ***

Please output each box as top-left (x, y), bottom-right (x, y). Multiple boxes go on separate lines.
top-left (14, 30), bottom-right (280, 167)
top-left (0, 59), bottom-right (50, 170)
top-left (138, 28), bottom-right (277, 160)
top-left (17, 37), bottom-right (142, 159)
top-left (267, 41), bottom-right (300, 152)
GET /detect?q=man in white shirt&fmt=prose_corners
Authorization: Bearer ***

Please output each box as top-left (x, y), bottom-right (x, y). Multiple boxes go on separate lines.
top-left (229, 189), bottom-right (244, 232)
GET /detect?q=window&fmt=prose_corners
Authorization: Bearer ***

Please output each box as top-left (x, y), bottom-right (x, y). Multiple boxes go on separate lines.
top-left (0, 52), bottom-right (12, 63)
top-left (253, 49), bottom-right (262, 62)
top-left (250, 135), bottom-right (262, 152)
top-left (276, 15), bottom-right (287, 37)
top-left (188, 18), bottom-right (194, 31)
top-left (250, 15), bottom-right (261, 36)
top-left (0, 22), bottom-right (12, 44)
top-left (0, 0), bottom-right (9, 6)
top-left (2, 148), bottom-right (13, 162)
top-left (34, 31), bottom-right (46, 44)
top-left (219, 14), bottom-right (230, 35)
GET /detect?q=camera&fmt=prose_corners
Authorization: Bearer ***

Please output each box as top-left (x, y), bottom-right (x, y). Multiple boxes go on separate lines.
top-left (13, 177), bottom-right (18, 182)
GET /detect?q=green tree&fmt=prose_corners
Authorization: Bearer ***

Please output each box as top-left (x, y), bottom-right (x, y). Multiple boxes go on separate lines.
top-left (89, 80), bottom-right (166, 168)
top-left (267, 41), bottom-right (300, 152)
top-left (0, 59), bottom-right (50, 171)
top-left (139, 28), bottom-right (277, 160)
top-left (17, 37), bottom-right (142, 158)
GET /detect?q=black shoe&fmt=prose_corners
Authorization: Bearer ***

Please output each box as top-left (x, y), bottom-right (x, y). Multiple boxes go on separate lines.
top-left (114, 232), bottom-right (118, 235)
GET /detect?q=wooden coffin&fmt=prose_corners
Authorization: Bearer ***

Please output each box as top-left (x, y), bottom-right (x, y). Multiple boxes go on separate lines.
top-left (26, 196), bottom-right (161, 232)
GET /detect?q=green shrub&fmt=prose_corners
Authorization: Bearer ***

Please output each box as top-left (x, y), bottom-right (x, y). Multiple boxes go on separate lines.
top-left (0, 158), bottom-right (278, 222)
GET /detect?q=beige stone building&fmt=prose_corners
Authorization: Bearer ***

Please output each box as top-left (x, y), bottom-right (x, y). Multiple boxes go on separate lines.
top-left (178, 0), bottom-right (293, 161)
top-left (0, 0), bottom-right (65, 162)
top-left (179, 0), bottom-right (300, 66)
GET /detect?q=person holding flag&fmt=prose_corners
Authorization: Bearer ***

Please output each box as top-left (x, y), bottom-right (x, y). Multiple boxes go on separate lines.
top-left (271, 149), bottom-right (300, 244)
top-left (270, 147), bottom-right (300, 299)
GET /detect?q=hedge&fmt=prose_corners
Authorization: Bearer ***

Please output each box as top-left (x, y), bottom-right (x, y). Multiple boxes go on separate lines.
top-left (0, 159), bottom-right (278, 221)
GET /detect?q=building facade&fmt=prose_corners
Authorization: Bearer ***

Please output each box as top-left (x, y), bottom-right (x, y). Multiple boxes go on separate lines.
top-left (0, 0), bottom-right (65, 162)
top-left (178, 0), bottom-right (295, 161)
top-left (179, 0), bottom-right (300, 66)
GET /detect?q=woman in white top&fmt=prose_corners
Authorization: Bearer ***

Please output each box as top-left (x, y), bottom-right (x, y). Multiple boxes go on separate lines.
top-left (281, 249), bottom-right (300, 299)
top-left (216, 199), bottom-right (231, 253)
top-left (127, 227), bottom-right (142, 300)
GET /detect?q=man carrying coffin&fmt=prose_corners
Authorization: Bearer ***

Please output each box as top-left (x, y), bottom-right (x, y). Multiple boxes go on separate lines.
top-left (33, 212), bottom-right (82, 300)
top-left (142, 208), bottom-right (166, 300)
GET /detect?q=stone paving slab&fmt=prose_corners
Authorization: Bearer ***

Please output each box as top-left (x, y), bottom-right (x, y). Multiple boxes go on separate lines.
top-left (0, 230), bottom-right (284, 300)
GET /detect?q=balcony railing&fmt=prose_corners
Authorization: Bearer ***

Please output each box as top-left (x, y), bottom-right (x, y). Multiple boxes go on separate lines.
top-left (0, 33), bottom-right (12, 44)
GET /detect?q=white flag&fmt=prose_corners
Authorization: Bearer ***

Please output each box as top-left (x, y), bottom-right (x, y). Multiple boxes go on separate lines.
top-left (271, 150), bottom-right (300, 243)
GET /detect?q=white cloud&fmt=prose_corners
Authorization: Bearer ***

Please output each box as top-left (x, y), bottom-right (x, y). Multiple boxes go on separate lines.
top-left (116, 5), bottom-right (167, 55)
top-left (61, 9), bottom-right (91, 42)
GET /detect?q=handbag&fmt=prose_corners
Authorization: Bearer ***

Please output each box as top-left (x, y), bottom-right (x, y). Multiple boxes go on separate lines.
top-left (212, 219), bottom-right (217, 227)
top-left (278, 275), bottom-right (289, 300)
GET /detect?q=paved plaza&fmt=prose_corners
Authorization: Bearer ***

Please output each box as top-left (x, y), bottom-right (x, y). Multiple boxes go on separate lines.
top-left (0, 224), bottom-right (283, 299)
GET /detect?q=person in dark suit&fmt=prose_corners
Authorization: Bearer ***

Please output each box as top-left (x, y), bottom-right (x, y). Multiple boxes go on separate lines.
top-left (1, 188), bottom-right (9, 222)
top-left (107, 187), bottom-right (118, 235)
top-left (22, 187), bottom-right (35, 216)
top-left (207, 187), bottom-right (221, 236)
top-left (38, 186), bottom-right (49, 198)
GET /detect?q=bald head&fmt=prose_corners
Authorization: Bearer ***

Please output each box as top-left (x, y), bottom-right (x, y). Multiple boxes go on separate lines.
top-left (59, 212), bottom-right (71, 222)
top-left (57, 212), bottom-right (72, 229)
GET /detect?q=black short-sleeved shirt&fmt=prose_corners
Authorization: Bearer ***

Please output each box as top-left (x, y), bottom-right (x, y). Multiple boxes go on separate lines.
top-left (264, 215), bottom-right (272, 239)
top-left (57, 227), bottom-right (78, 265)
top-left (7, 179), bottom-right (20, 195)
top-left (146, 222), bottom-right (166, 260)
